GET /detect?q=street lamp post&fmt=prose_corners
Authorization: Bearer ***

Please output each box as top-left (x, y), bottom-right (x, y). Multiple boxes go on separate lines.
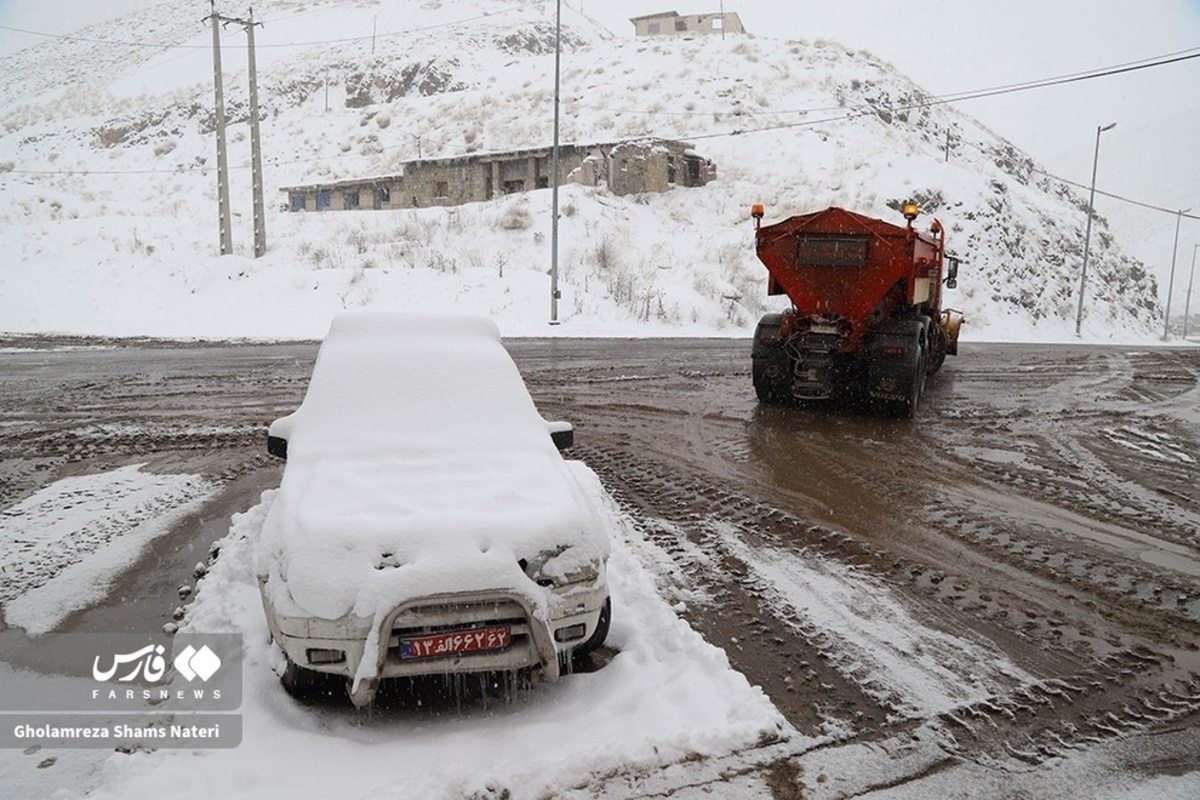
top-left (1185, 243), bottom-right (1198, 340)
top-left (1163, 208), bottom-right (1191, 339)
top-left (1075, 122), bottom-right (1116, 337)
top-left (549, 0), bottom-right (562, 325)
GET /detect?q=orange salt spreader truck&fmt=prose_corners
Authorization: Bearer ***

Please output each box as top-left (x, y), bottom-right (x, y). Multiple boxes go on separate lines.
top-left (750, 203), bottom-right (965, 417)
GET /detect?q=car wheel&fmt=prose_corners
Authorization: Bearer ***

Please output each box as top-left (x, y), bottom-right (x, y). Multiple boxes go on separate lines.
top-left (574, 596), bottom-right (611, 659)
top-left (280, 655), bottom-right (327, 698)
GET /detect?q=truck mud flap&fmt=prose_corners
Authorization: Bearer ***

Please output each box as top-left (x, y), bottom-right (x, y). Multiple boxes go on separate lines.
top-left (863, 319), bottom-right (928, 414)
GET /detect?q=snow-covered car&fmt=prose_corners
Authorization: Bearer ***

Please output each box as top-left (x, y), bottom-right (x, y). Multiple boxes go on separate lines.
top-left (256, 311), bottom-right (611, 706)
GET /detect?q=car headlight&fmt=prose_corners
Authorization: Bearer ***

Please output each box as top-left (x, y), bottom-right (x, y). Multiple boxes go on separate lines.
top-left (520, 546), bottom-right (601, 588)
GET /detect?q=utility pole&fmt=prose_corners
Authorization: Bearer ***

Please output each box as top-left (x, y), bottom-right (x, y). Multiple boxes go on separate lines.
top-left (1163, 207), bottom-right (1190, 339)
top-left (1075, 122), bottom-right (1116, 337)
top-left (244, 8), bottom-right (266, 258)
top-left (549, 0), bottom-right (562, 325)
top-left (208, 0), bottom-right (233, 256)
top-left (1185, 243), bottom-right (1198, 339)
top-left (210, 6), bottom-right (268, 258)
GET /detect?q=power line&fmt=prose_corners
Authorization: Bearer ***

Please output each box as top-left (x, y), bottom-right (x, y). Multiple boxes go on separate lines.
top-left (1034, 170), bottom-right (1200, 220)
top-left (572, 46), bottom-right (1200, 117)
top-left (924, 48), bottom-right (1200, 106)
top-left (0, 23), bottom-right (191, 51)
top-left (0, 1), bottom-right (544, 54)
top-left (2, 144), bottom-right (390, 176)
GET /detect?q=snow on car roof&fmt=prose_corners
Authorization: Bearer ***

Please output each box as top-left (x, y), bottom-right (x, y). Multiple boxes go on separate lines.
top-left (271, 311), bottom-right (552, 455)
top-left (257, 311), bottom-right (608, 621)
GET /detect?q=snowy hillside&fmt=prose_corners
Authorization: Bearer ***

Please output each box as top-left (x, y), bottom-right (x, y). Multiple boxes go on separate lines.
top-left (0, 0), bottom-right (1165, 341)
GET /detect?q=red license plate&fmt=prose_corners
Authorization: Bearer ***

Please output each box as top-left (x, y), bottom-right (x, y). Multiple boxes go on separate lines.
top-left (399, 626), bottom-right (512, 660)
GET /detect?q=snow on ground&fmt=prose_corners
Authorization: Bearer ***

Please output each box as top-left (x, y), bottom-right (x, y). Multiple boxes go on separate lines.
top-left (0, 464), bottom-right (216, 635)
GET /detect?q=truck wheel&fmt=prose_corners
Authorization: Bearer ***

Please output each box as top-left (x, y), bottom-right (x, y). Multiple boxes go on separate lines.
top-left (752, 314), bottom-right (792, 403)
top-left (886, 328), bottom-right (926, 418)
top-left (926, 322), bottom-right (947, 376)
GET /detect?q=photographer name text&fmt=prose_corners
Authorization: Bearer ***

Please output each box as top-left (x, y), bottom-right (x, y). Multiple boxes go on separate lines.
top-left (14, 722), bottom-right (223, 740)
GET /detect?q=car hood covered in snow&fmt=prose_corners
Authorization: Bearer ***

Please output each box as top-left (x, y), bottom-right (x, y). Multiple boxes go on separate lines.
top-left (255, 311), bottom-right (609, 622)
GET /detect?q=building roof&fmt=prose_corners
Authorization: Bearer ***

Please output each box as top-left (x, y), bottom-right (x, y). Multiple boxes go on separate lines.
top-left (630, 11), bottom-right (680, 22)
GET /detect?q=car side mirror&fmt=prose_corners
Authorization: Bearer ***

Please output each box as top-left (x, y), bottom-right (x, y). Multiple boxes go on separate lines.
top-left (267, 435), bottom-right (288, 460)
top-left (945, 256), bottom-right (960, 289)
top-left (546, 420), bottom-right (574, 451)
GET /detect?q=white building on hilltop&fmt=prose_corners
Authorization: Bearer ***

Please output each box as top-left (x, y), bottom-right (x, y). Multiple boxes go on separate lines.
top-left (631, 10), bottom-right (746, 37)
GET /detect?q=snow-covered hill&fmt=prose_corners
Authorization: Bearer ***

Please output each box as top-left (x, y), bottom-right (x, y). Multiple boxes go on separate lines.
top-left (0, 0), bottom-right (1166, 341)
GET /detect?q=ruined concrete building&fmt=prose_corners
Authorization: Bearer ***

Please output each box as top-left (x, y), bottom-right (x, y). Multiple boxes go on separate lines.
top-left (281, 138), bottom-right (716, 213)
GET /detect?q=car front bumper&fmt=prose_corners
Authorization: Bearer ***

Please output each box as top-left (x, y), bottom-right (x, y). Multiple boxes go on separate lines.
top-left (261, 580), bottom-right (607, 707)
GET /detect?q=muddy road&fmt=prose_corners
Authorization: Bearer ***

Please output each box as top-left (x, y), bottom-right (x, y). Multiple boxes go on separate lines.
top-left (2, 337), bottom-right (1199, 793)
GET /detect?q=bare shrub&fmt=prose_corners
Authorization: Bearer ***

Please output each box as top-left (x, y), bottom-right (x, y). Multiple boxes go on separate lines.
top-left (310, 245), bottom-right (344, 270)
top-left (346, 225), bottom-right (369, 254)
top-left (592, 234), bottom-right (623, 271)
top-left (429, 251), bottom-right (457, 273)
top-left (498, 203), bottom-right (532, 231)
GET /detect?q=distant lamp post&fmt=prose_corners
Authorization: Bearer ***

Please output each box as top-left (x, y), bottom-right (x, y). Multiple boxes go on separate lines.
top-left (549, 0), bottom-right (562, 325)
top-left (1163, 208), bottom-right (1191, 340)
top-left (1075, 122), bottom-right (1116, 337)
top-left (1185, 243), bottom-right (1199, 340)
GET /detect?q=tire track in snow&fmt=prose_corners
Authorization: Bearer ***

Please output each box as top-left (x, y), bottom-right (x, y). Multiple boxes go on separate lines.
top-left (0, 464), bottom-right (217, 634)
top-left (578, 442), bottom-right (1200, 773)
